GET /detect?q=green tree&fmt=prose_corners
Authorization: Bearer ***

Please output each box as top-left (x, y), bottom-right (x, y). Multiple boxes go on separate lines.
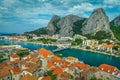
top-left (86, 46), bottom-right (90, 49)
top-left (110, 24), bottom-right (120, 41)
top-left (113, 46), bottom-right (119, 51)
top-left (16, 50), bottom-right (29, 57)
top-left (0, 55), bottom-right (4, 63)
top-left (46, 70), bottom-right (56, 80)
top-left (90, 76), bottom-right (97, 80)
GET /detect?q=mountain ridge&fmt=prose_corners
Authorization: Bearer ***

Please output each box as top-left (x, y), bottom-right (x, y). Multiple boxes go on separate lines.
top-left (25, 8), bottom-right (120, 41)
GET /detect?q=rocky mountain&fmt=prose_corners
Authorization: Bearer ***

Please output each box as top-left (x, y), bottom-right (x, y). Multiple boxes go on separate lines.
top-left (46, 15), bottom-right (61, 35)
top-left (110, 16), bottom-right (120, 41)
top-left (25, 8), bottom-right (119, 40)
top-left (46, 14), bottom-right (85, 37)
top-left (111, 16), bottom-right (120, 27)
top-left (81, 8), bottom-right (111, 35)
top-left (57, 15), bottom-right (84, 37)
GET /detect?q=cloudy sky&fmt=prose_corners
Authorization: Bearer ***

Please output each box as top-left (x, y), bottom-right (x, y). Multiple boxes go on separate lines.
top-left (0, 0), bottom-right (120, 33)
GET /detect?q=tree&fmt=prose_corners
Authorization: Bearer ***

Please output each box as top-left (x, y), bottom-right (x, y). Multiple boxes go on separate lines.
top-left (0, 55), bottom-right (4, 63)
top-left (86, 46), bottom-right (90, 49)
top-left (90, 76), bottom-right (97, 80)
top-left (46, 70), bottom-right (56, 80)
top-left (16, 50), bottom-right (29, 57)
top-left (71, 38), bottom-right (83, 46)
top-left (113, 46), bottom-right (119, 51)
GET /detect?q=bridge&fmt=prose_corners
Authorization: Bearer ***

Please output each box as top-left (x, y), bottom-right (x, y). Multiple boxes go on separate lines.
top-left (52, 46), bottom-right (70, 53)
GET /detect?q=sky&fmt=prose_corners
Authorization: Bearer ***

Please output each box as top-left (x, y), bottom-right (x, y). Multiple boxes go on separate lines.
top-left (0, 0), bottom-right (120, 33)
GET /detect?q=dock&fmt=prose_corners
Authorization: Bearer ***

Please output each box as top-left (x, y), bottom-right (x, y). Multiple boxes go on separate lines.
top-left (52, 46), bottom-right (70, 52)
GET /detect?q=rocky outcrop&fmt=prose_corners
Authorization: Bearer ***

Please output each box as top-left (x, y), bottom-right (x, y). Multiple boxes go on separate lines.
top-left (46, 15), bottom-right (60, 35)
top-left (111, 16), bottom-right (120, 27)
top-left (57, 14), bottom-right (83, 37)
top-left (81, 8), bottom-right (111, 35)
top-left (46, 14), bottom-right (84, 37)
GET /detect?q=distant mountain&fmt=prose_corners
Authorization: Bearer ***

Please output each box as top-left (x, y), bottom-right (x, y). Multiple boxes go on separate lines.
top-left (110, 16), bottom-right (120, 41)
top-left (26, 14), bottom-right (86, 37)
top-left (46, 15), bottom-right (61, 35)
top-left (81, 8), bottom-right (111, 35)
top-left (25, 27), bottom-right (47, 36)
top-left (111, 16), bottom-right (120, 27)
top-left (25, 8), bottom-right (120, 40)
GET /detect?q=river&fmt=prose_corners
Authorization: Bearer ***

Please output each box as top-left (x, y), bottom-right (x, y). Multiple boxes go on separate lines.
top-left (0, 40), bottom-right (120, 69)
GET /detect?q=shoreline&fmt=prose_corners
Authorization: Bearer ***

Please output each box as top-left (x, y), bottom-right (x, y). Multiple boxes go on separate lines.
top-left (1, 40), bottom-right (120, 58)
top-left (27, 41), bottom-right (120, 58)
top-left (71, 47), bottom-right (120, 58)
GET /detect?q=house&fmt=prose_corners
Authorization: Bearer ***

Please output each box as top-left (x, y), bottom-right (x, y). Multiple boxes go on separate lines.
top-left (65, 56), bottom-right (78, 63)
top-left (9, 36), bottom-right (27, 41)
top-left (41, 76), bottom-right (52, 80)
top-left (10, 54), bottom-right (20, 61)
top-left (97, 43), bottom-right (114, 53)
top-left (10, 67), bottom-right (22, 80)
top-left (98, 64), bottom-right (120, 78)
top-left (0, 68), bottom-right (12, 80)
top-left (82, 39), bottom-right (98, 49)
top-left (20, 73), bottom-right (38, 80)
top-left (38, 48), bottom-right (54, 71)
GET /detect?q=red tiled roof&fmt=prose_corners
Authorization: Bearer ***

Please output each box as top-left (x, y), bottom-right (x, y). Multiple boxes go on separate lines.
top-left (1, 62), bottom-right (8, 68)
top-left (52, 66), bottom-right (63, 75)
top-left (8, 59), bottom-right (21, 64)
top-left (101, 43), bottom-right (114, 49)
top-left (31, 58), bottom-right (39, 63)
top-left (75, 62), bottom-right (90, 69)
top-left (0, 68), bottom-right (10, 78)
top-left (42, 76), bottom-right (52, 80)
top-left (10, 54), bottom-right (19, 58)
top-left (98, 64), bottom-right (115, 74)
top-left (12, 67), bottom-right (22, 74)
top-left (20, 73), bottom-right (38, 80)
top-left (38, 48), bottom-right (53, 58)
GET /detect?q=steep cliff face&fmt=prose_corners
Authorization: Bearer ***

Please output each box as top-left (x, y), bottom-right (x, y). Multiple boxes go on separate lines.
top-left (46, 14), bottom-right (84, 37)
top-left (110, 16), bottom-right (120, 41)
top-left (81, 8), bottom-right (111, 35)
top-left (111, 16), bottom-right (120, 27)
top-left (46, 15), bottom-right (60, 35)
top-left (57, 15), bottom-right (83, 37)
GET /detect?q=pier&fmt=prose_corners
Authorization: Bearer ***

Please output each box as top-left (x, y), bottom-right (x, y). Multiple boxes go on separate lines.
top-left (52, 46), bottom-right (70, 52)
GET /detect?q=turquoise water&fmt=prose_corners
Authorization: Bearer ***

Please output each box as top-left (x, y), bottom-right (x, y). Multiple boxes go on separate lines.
top-left (0, 40), bottom-right (120, 69)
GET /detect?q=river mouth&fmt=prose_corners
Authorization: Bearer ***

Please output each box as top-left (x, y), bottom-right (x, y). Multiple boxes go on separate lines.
top-left (0, 40), bottom-right (120, 69)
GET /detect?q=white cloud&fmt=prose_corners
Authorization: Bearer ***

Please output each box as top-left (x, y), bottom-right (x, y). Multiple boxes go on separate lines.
top-left (68, 3), bottom-right (94, 17)
top-left (104, 0), bottom-right (120, 5)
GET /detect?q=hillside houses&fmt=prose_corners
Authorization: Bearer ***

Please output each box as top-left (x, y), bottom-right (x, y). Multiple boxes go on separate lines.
top-left (0, 48), bottom-right (120, 80)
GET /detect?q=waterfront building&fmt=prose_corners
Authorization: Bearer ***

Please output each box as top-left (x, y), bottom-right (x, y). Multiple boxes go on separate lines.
top-left (99, 64), bottom-right (120, 78)
top-left (82, 39), bottom-right (98, 49)
top-left (8, 36), bottom-right (27, 41)
top-left (65, 56), bottom-right (78, 63)
top-left (96, 43), bottom-right (114, 53)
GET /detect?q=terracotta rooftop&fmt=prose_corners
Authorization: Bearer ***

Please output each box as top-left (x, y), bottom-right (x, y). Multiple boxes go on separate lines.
top-left (0, 68), bottom-right (10, 78)
top-left (42, 76), bottom-right (52, 80)
top-left (8, 59), bottom-right (21, 65)
top-left (52, 66), bottom-right (63, 75)
top-left (98, 64), bottom-right (116, 74)
top-left (100, 43), bottom-right (114, 48)
top-left (75, 62), bottom-right (90, 69)
top-left (31, 58), bottom-right (39, 63)
top-left (12, 67), bottom-right (22, 74)
top-left (38, 48), bottom-right (53, 58)
top-left (1, 62), bottom-right (8, 68)
top-left (20, 73), bottom-right (38, 80)
top-left (10, 54), bottom-right (19, 58)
